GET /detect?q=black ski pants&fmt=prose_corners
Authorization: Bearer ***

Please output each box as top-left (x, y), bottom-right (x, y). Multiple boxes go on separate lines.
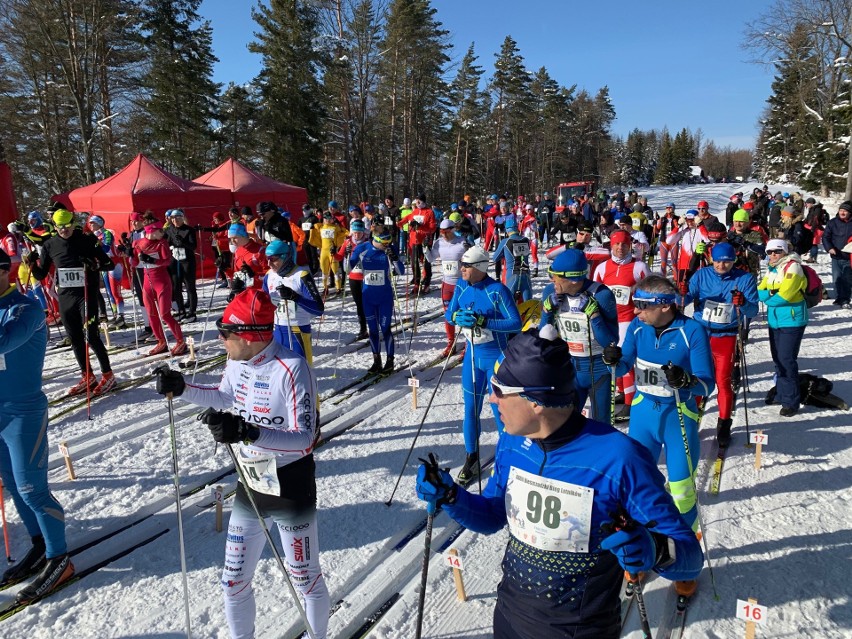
top-left (59, 290), bottom-right (112, 375)
top-left (169, 257), bottom-right (197, 315)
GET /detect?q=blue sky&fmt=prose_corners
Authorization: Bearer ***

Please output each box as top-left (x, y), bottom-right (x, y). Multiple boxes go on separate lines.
top-left (199, 0), bottom-right (775, 150)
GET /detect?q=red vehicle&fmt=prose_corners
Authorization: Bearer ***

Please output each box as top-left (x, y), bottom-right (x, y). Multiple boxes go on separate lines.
top-left (555, 180), bottom-right (596, 213)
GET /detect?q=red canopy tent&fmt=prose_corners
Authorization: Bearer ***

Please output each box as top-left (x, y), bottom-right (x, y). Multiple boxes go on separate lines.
top-left (53, 154), bottom-right (234, 237)
top-left (0, 162), bottom-right (19, 228)
top-left (194, 158), bottom-right (308, 223)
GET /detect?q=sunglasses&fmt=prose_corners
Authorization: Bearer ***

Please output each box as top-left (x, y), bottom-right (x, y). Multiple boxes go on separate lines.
top-left (634, 299), bottom-right (673, 310)
top-left (461, 262), bottom-right (484, 269)
top-left (216, 318), bottom-right (273, 339)
top-left (698, 207), bottom-right (708, 211)
top-left (490, 376), bottom-right (554, 399)
top-left (766, 249), bottom-right (785, 255)
top-left (55, 223), bottom-right (74, 230)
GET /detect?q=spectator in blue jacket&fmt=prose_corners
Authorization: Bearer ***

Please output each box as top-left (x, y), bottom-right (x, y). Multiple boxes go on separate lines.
top-left (821, 201), bottom-right (852, 307)
top-left (415, 327), bottom-right (702, 639)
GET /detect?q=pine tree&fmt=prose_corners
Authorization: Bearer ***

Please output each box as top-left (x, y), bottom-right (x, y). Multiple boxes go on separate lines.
top-left (654, 129), bottom-right (674, 184)
top-left (140, 0), bottom-right (220, 178)
top-left (251, 0), bottom-right (326, 196)
top-left (448, 44), bottom-right (488, 197)
top-left (215, 82), bottom-right (262, 165)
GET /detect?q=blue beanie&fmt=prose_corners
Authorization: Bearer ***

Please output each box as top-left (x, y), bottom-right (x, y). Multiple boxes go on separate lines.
top-left (350, 220), bottom-right (365, 232)
top-left (711, 242), bottom-right (737, 262)
top-left (228, 223), bottom-right (248, 238)
top-left (504, 215), bottom-right (517, 231)
top-left (265, 239), bottom-right (292, 258)
top-left (493, 327), bottom-right (576, 408)
top-left (549, 249), bottom-right (588, 281)
top-left (328, 200), bottom-right (338, 209)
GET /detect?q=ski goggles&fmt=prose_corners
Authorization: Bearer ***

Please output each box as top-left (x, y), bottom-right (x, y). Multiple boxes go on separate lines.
top-left (490, 375), bottom-right (555, 399)
top-left (372, 233), bottom-right (392, 245)
top-left (548, 267), bottom-right (587, 280)
top-left (632, 291), bottom-right (677, 309)
top-left (216, 318), bottom-right (274, 339)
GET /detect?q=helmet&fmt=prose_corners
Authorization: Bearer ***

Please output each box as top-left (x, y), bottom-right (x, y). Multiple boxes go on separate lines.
top-left (732, 209), bottom-right (750, 223)
top-left (549, 249), bottom-right (587, 281)
top-left (461, 246), bottom-right (489, 273)
top-left (88, 215), bottom-right (105, 227)
top-left (264, 240), bottom-right (292, 259)
top-left (711, 242), bottom-right (737, 262)
top-left (53, 209), bottom-right (75, 227)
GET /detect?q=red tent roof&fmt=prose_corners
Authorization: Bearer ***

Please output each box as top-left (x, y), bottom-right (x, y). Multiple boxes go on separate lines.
top-left (0, 162), bottom-right (18, 227)
top-left (54, 154), bottom-right (233, 218)
top-left (195, 158), bottom-right (307, 220)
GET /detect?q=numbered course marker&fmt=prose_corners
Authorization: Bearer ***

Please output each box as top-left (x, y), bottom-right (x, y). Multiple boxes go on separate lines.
top-left (445, 549), bottom-right (467, 602)
top-left (59, 441), bottom-right (76, 481)
top-left (212, 485), bottom-right (224, 532)
top-left (737, 598), bottom-right (766, 638)
top-left (750, 430), bottom-right (767, 469)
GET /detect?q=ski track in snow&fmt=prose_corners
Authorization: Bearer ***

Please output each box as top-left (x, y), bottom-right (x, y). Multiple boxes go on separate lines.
top-left (2, 182), bottom-right (851, 638)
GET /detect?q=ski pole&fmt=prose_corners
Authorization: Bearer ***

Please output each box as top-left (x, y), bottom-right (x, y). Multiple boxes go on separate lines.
top-left (609, 358), bottom-right (617, 428)
top-left (586, 315), bottom-right (598, 421)
top-left (670, 382), bottom-right (719, 599)
top-left (122, 256), bottom-right (141, 354)
top-left (331, 279), bottom-right (348, 378)
top-left (385, 332), bottom-right (461, 507)
top-left (735, 307), bottom-right (751, 444)
top-left (224, 444), bottom-right (317, 639)
top-left (166, 394), bottom-right (193, 639)
top-left (468, 308), bottom-right (482, 496)
top-left (83, 268), bottom-right (93, 421)
top-left (0, 478), bottom-right (12, 562)
top-left (414, 453), bottom-right (443, 639)
top-left (388, 253), bottom-right (415, 376)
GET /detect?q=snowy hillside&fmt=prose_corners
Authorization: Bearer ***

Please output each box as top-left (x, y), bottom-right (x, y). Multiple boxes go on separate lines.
top-left (1, 183), bottom-right (850, 638)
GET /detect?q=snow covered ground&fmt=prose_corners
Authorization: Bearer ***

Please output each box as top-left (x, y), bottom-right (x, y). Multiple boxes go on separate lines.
top-left (1, 182), bottom-right (851, 638)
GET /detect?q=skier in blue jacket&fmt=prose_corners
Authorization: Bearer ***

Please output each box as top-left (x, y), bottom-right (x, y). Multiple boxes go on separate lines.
top-left (492, 216), bottom-right (533, 302)
top-left (539, 249), bottom-right (619, 423)
top-left (602, 276), bottom-right (713, 602)
top-left (687, 242), bottom-right (758, 447)
top-left (416, 327), bottom-right (703, 639)
top-left (0, 249), bottom-right (74, 602)
top-left (349, 225), bottom-right (404, 375)
top-left (445, 246), bottom-right (522, 483)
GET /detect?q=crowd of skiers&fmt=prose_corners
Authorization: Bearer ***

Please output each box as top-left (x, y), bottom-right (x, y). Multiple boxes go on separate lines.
top-left (2, 185), bottom-right (852, 639)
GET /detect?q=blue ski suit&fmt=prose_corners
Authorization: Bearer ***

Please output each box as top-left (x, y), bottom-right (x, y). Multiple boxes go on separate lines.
top-left (446, 276), bottom-right (522, 453)
top-left (0, 284), bottom-right (67, 557)
top-left (539, 280), bottom-right (619, 424)
top-left (613, 314), bottom-right (715, 530)
top-left (444, 411), bottom-right (703, 639)
top-left (263, 265), bottom-right (324, 363)
top-left (492, 233), bottom-right (533, 302)
top-left (350, 242), bottom-right (404, 358)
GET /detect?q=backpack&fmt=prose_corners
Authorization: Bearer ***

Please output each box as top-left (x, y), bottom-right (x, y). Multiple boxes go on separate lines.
top-left (784, 261), bottom-right (823, 307)
top-left (793, 224), bottom-right (814, 255)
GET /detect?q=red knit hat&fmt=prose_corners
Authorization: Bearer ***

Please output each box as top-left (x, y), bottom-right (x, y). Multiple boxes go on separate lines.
top-left (610, 230), bottom-right (632, 245)
top-left (220, 289), bottom-right (275, 342)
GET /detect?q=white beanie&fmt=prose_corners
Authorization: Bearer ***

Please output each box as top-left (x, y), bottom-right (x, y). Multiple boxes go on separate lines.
top-left (403, 197), bottom-right (412, 206)
top-left (766, 239), bottom-right (788, 254)
top-left (462, 246), bottom-right (490, 273)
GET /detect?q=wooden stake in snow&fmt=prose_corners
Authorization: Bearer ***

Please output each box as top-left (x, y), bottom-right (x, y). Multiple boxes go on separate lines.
top-left (186, 336), bottom-right (197, 364)
top-left (102, 322), bottom-right (111, 348)
top-left (213, 485), bottom-right (224, 532)
top-left (737, 597), bottom-right (766, 637)
top-left (446, 548), bottom-right (467, 602)
top-left (409, 376), bottom-right (420, 409)
top-left (59, 441), bottom-right (76, 480)
top-left (750, 431), bottom-right (767, 470)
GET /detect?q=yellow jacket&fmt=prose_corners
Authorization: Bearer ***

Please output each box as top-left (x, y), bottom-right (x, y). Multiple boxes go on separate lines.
top-left (310, 223), bottom-right (347, 252)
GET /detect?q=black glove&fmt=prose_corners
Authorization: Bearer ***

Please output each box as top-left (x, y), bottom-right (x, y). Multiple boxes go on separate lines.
top-left (385, 247), bottom-right (399, 261)
top-left (240, 264), bottom-right (255, 278)
top-left (80, 256), bottom-right (99, 271)
top-left (198, 408), bottom-right (259, 444)
top-left (663, 364), bottom-right (692, 389)
top-left (409, 219), bottom-right (420, 229)
top-left (276, 284), bottom-right (299, 301)
top-left (120, 232), bottom-right (129, 243)
top-left (153, 364), bottom-right (185, 397)
top-left (138, 252), bottom-right (156, 264)
top-left (231, 277), bottom-right (246, 293)
top-left (602, 343), bottom-right (622, 366)
top-left (25, 251), bottom-right (39, 266)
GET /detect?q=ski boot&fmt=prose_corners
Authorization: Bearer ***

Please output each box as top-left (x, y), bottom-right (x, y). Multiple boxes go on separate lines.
top-left (0, 536), bottom-right (45, 588)
top-left (355, 328), bottom-right (369, 341)
top-left (171, 340), bottom-right (188, 356)
top-left (440, 342), bottom-right (455, 359)
top-left (148, 341), bottom-right (168, 356)
top-left (674, 580), bottom-right (697, 598)
top-left (68, 373), bottom-right (97, 396)
top-left (92, 372), bottom-right (116, 396)
top-left (182, 314), bottom-right (197, 323)
top-left (15, 554), bottom-right (75, 604)
top-left (367, 354), bottom-right (382, 375)
top-left (381, 356), bottom-right (395, 375)
top-left (780, 405), bottom-right (799, 417)
top-left (457, 453), bottom-right (480, 484)
top-left (716, 418), bottom-right (732, 449)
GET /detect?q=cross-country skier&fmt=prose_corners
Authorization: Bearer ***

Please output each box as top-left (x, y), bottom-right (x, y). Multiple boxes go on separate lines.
top-left (87, 214), bottom-right (127, 328)
top-left (687, 242), bottom-right (758, 446)
top-left (154, 288), bottom-right (330, 639)
top-left (397, 195), bottom-right (436, 294)
top-left (518, 204), bottom-right (540, 276)
top-left (27, 209), bottom-right (116, 395)
top-left (164, 209), bottom-right (198, 322)
top-left (264, 240), bottom-right (324, 363)
top-left (0, 248), bottom-right (75, 602)
top-left (445, 246), bottom-right (522, 483)
top-left (336, 220), bottom-right (370, 341)
top-left (348, 225), bottom-right (404, 375)
top-left (415, 327), bottom-right (703, 639)
top-left (309, 211), bottom-right (347, 296)
top-left (229, 223), bottom-right (269, 300)
top-left (540, 249), bottom-right (619, 424)
top-left (492, 216), bottom-right (533, 303)
top-left (116, 212), bottom-right (154, 339)
top-left (427, 218), bottom-right (468, 357)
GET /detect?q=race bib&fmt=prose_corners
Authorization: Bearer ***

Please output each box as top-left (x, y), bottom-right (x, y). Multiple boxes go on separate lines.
top-left (442, 260), bottom-right (459, 277)
top-left (413, 215), bottom-right (425, 225)
top-left (171, 246), bottom-right (187, 261)
top-left (701, 300), bottom-right (734, 325)
top-left (364, 270), bottom-right (386, 286)
top-left (0, 354), bottom-right (5, 371)
top-left (384, 216), bottom-right (393, 226)
top-left (632, 218), bottom-right (642, 230)
top-left (556, 312), bottom-right (593, 357)
top-left (512, 242), bottom-right (531, 257)
top-left (505, 466), bottom-right (594, 553)
top-left (301, 222), bottom-right (312, 231)
top-left (139, 253), bottom-right (160, 269)
top-left (321, 228), bottom-right (335, 239)
top-left (237, 451), bottom-right (280, 496)
top-left (635, 358), bottom-right (673, 397)
top-left (461, 325), bottom-right (494, 344)
top-left (56, 267), bottom-right (85, 288)
top-left (274, 301), bottom-right (298, 325)
top-left (610, 285), bottom-right (632, 306)
top-left (234, 271), bottom-right (254, 287)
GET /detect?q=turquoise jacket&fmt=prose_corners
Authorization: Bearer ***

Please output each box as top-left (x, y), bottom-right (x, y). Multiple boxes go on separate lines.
top-left (757, 254), bottom-right (808, 328)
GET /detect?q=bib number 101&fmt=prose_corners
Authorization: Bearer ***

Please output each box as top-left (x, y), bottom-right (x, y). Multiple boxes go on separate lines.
top-left (526, 491), bottom-right (561, 529)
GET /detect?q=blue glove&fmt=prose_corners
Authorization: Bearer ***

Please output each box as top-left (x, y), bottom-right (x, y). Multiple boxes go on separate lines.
top-left (415, 453), bottom-right (457, 515)
top-left (453, 309), bottom-right (476, 328)
top-left (600, 527), bottom-right (657, 573)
